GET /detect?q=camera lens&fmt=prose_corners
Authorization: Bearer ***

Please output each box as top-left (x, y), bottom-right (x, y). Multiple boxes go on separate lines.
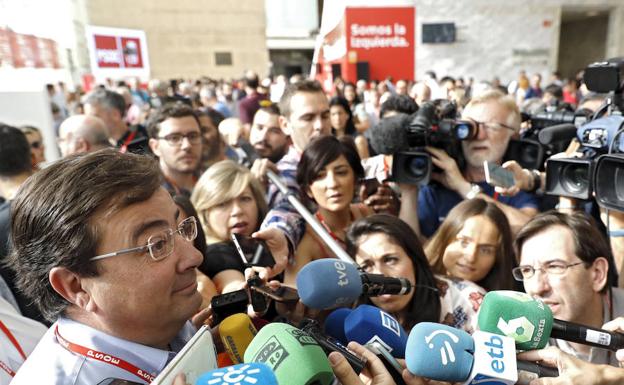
top-left (406, 156), bottom-right (429, 180)
top-left (454, 122), bottom-right (474, 140)
top-left (561, 164), bottom-right (589, 195)
top-left (615, 167), bottom-right (624, 202)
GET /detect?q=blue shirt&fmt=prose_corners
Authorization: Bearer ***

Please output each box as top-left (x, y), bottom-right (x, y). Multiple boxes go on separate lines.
top-left (418, 181), bottom-right (540, 238)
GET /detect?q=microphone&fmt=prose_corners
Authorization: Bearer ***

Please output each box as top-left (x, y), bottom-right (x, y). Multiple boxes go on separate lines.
top-left (344, 305), bottom-right (408, 358)
top-left (218, 313), bottom-right (258, 364)
top-left (406, 322), bottom-right (558, 385)
top-left (296, 259), bottom-right (412, 309)
top-left (299, 318), bottom-right (367, 374)
top-left (324, 307), bottom-right (353, 344)
top-left (478, 290), bottom-right (624, 351)
top-left (367, 113), bottom-right (411, 155)
top-left (195, 362), bottom-right (278, 385)
top-left (243, 322), bottom-right (334, 385)
top-left (537, 123), bottom-right (577, 145)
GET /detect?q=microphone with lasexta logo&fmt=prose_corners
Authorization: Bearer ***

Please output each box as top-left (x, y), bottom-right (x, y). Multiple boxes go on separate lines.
top-left (478, 290), bottom-right (624, 351)
top-left (195, 362), bottom-right (278, 385)
top-left (243, 322), bottom-right (334, 385)
top-left (296, 259), bottom-right (412, 309)
top-left (406, 322), bottom-right (558, 385)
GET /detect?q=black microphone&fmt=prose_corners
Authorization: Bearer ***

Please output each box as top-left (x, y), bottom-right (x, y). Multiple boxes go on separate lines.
top-left (550, 318), bottom-right (624, 351)
top-left (367, 113), bottom-right (411, 155)
top-left (537, 123), bottom-right (577, 145)
top-left (360, 272), bottom-right (412, 296)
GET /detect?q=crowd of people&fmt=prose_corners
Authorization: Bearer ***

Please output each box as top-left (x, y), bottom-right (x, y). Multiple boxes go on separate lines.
top-left (1, 67), bottom-right (624, 385)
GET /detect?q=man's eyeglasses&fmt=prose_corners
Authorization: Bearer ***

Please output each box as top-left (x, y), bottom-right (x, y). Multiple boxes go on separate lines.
top-left (470, 119), bottom-right (516, 134)
top-left (91, 216), bottom-right (198, 262)
top-left (157, 132), bottom-right (202, 146)
top-left (512, 261), bottom-right (586, 281)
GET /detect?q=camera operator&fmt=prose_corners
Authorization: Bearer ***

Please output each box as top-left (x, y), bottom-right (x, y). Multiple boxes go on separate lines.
top-left (418, 90), bottom-right (540, 237)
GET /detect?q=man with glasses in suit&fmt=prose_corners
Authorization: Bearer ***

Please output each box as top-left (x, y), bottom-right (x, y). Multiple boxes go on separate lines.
top-left (8, 149), bottom-right (210, 384)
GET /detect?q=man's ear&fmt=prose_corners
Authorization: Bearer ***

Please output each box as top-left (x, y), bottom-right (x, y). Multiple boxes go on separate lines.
top-left (149, 138), bottom-right (161, 157)
top-left (590, 257), bottom-right (609, 293)
top-left (75, 137), bottom-right (89, 153)
top-left (278, 115), bottom-right (291, 137)
top-left (49, 267), bottom-right (93, 311)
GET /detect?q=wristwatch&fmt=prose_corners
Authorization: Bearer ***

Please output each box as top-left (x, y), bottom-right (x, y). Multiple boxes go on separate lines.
top-left (465, 184), bottom-right (483, 199)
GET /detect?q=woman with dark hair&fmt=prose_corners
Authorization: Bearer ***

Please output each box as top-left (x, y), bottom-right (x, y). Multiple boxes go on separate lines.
top-left (343, 82), bottom-right (361, 110)
top-left (346, 214), bottom-right (485, 332)
top-left (286, 136), bottom-right (372, 286)
top-left (425, 198), bottom-right (521, 292)
top-left (329, 96), bottom-right (357, 138)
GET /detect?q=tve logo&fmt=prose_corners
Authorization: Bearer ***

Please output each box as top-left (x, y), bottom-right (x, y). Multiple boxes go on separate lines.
top-left (465, 331), bottom-right (517, 385)
top-left (424, 329), bottom-right (460, 366)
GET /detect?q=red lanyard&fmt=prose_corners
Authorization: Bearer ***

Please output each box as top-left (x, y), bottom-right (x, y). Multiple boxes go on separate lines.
top-left (54, 326), bottom-right (155, 383)
top-left (315, 212), bottom-right (347, 248)
top-left (119, 131), bottom-right (137, 154)
top-left (0, 319), bottom-right (27, 378)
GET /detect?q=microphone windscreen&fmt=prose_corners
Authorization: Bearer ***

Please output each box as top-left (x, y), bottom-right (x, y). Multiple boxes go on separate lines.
top-left (324, 307), bottom-right (353, 344)
top-left (406, 322), bottom-right (474, 382)
top-left (477, 291), bottom-right (553, 350)
top-left (296, 259), bottom-right (362, 309)
top-left (344, 305), bottom-right (408, 358)
top-left (367, 113), bottom-right (411, 155)
top-left (537, 123), bottom-right (577, 145)
top-left (195, 362), bottom-right (278, 385)
top-left (219, 313), bottom-right (258, 364)
top-left (244, 322), bottom-right (334, 385)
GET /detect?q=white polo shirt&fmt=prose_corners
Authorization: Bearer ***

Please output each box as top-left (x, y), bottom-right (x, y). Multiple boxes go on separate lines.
top-left (11, 317), bottom-right (197, 385)
top-left (0, 296), bottom-right (47, 385)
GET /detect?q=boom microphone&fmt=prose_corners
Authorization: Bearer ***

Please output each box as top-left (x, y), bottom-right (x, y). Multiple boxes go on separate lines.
top-left (406, 322), bottom-right (558, 385)
top-left (296, 259), bottom-right (412, 309)
top-left (344, 305), bottom-right (408, 358)
top-left (195, 362), bottom-right (278, 385)
top-left (537, 123), bottom-right (577, 145)
top-left (478, 291), bottom-right (624, 351)
top-left (219, 313), bottom-right (258, 364)
top-left (367, 113), bottom-right (411, 155)
top-left (243, 322), bottom-right (334, 385)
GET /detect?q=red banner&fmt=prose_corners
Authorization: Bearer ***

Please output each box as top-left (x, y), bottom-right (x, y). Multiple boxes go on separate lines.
top-left (0, 27), bottom-right (61, 69)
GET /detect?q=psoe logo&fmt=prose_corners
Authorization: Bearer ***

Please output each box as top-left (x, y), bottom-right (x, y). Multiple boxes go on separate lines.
top-left (380, 310), bottom-right (401, 337)
top-left (424, 330), bottom-right (460, 366)
top-left (496, 317), bottom-right (535, 344)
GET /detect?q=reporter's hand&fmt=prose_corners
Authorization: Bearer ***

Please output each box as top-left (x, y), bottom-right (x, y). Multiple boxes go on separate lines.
top-left (251, 227), bottom-right (288, 278)
top-left (497, 160), bottom-right (530, 196)
top-left (518, 346), bottom-right (623, 385)
top-left (191, 306), bottom-right (214, 329)
top-left (250, 158), bottom-right (278, 188)
top-left (173, 373), bottom-right (190, 385)
top-left (426, 147), bottom-right (470, 196)
top-left (602, 317), bottom-right (624, 363)
top-left (362, 183), bottom-right (399, 215)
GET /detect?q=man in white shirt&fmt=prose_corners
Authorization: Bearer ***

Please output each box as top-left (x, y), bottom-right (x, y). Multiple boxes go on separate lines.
top-left (8, 150), bottom-right (206, 384)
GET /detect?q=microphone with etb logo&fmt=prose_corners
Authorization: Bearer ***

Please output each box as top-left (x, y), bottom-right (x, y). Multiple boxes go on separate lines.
top-left (406, 322), bottom-right (558, 385)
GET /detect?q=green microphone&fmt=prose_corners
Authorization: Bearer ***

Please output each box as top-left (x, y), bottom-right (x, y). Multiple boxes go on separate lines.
top-left (477, 291), bottom-right (553, 350)
top-left (244, 322), bottom-right (334, 385)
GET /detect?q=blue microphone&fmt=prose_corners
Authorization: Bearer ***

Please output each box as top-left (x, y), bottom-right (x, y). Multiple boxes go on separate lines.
top-left (344, 305), bottom-right (408, 358)
top-left (195, 362), bottom-right (278, 385)
top-left (324, 307), bottom-right (352, 344)
top-left (406, 322), bottom-right (474, 382)
top-left (296, 259), bottom-right (411, 309)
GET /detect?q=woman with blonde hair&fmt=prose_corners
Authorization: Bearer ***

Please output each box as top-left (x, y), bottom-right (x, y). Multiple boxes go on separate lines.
top-left (191, 159), bottom-right (269, 295)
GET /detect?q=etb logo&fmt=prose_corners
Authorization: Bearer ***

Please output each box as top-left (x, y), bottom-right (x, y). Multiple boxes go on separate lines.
top-left (380, 310), bottom-right (401, 337)
top-left (424, 330), bottom-right (460, 366)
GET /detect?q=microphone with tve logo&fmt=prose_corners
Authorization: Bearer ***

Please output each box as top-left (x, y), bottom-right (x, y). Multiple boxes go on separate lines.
top-left (296, 259), bottom-right (412, 309)
top-left (478, 290), bottom-right (624, 351)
